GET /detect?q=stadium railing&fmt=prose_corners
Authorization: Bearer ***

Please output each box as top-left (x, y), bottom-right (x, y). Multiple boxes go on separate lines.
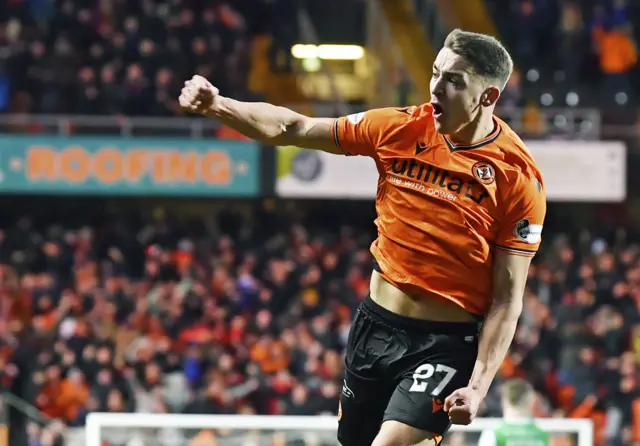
top-left (0, 108), bottom-right (601, 139)
top-left (84, 413), bottom-right (594, 446)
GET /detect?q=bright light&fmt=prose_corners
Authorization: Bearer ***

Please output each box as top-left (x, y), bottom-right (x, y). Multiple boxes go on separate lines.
top-left (291, 44), bottom-right (364, 60)
top-left (301, 57), bottom-right (322, 72)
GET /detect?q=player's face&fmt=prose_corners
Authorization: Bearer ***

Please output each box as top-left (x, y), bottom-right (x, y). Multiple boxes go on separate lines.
top-left (430, 48), bottom-right (495, 135)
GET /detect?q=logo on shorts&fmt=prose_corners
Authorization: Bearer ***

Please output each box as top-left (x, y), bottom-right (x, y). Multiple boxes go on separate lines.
top-left (341, 380), bottom-right (354, 399)
top-left (472, 162), bottom-right (495, 185)
top-left (432, 398), bottom-right (444, 413)
top-left (514, 219), bottom-right (543, 244)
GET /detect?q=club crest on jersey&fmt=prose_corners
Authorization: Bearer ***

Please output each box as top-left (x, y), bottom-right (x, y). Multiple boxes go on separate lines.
top-left (472, 162), bottom-right (495, 185)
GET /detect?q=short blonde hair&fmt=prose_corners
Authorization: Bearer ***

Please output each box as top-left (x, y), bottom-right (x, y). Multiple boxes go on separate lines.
top-left (501, 378), bottom-right (535, 408)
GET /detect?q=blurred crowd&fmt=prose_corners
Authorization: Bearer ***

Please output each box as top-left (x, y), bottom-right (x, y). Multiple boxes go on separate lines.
top-left (0, 200), bottom-right (637, 446)
top-left (0, 202), bottom-right (368, 446)
top-left (0, 0), bottom-right (279, 116)
top-left (486, 0), bottom-right (639, 107)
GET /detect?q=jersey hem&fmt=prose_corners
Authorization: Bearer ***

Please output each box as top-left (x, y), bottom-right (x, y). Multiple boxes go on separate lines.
top-left (494, 244), bottom-right (537, 257)
top-left (371, 246), bottom-right (487, 317)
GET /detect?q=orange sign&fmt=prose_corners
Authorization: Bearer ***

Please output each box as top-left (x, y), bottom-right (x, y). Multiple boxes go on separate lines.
top-left (26, 146), bottom-right (233, 185)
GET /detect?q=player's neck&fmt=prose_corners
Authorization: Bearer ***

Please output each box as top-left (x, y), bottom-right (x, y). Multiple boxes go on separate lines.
top-left (447, 112), bottom-right (496, 146)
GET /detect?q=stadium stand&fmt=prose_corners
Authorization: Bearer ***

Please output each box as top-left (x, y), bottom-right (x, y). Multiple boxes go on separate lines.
top-left (0, 0), bottom-right (265, 116)
top-left (485, 0), bottom-right (638, 109)
top-left (0, 199), bottom-right (638, 446)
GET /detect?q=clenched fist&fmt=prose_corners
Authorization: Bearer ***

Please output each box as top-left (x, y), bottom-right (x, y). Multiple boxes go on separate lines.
top-left (444, 386), bottom-right (482, 425)
top-left (179, 75), bottom-right (220, 115)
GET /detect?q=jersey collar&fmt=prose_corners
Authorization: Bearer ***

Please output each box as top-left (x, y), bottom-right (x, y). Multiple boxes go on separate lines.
top-left (443, 118), bottom-right (501, 152)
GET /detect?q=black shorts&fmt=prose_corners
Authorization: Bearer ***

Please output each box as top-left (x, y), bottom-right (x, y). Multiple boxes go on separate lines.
top-left (337, 296), bottom-right (480, 446)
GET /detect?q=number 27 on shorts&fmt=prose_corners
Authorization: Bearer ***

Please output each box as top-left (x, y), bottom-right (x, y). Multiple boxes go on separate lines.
top-left (409, 363), bottom-right (457, 396)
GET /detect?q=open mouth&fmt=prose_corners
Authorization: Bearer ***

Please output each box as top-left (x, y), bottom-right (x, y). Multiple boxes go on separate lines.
top-left (431, 102), bottom-right (444, 118)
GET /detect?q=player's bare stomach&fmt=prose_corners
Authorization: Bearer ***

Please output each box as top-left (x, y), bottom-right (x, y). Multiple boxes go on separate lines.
top-left (369, 270), bottom-right (477, 322)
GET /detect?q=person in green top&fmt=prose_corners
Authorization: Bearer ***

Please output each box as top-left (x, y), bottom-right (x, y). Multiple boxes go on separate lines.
top-left (478, 379), bottom-right (550, 446)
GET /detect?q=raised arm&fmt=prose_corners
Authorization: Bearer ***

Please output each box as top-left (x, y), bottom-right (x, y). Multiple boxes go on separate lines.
top-left (179, 75), bottom-right (340, 153)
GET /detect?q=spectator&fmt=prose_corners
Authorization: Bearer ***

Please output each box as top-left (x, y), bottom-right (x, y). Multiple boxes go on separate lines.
top-left (1, 1), bottom-right (258, 116)
top-left (513, 0), bottom-right (539, 69)
top-left (557, 2), bottom-right (584, 82)
top-left (610, 0), bottom-right (630, 29)
top-left (597, 24), bottom-right (637, 95)
top-left (488, 0), bottom-right (640, 109)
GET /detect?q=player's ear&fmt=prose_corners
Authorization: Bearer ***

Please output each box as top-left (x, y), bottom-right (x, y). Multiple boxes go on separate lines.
top-left (480, 86), bottom-right (500, 108)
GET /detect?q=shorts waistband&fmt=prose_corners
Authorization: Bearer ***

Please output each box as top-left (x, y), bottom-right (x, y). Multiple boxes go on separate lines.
top-left (362, 295), bottom-right (481, 336)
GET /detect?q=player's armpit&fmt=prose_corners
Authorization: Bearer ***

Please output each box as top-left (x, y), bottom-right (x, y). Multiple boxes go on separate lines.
top-left (495, 176), bottom-right (546, 257)
top-left (468, 251), bottom-right (529, 398)
top-left (333, 108), bottom-right (412, 157)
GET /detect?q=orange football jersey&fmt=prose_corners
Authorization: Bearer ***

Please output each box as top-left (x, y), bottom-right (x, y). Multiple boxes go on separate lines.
top-left (331, 104), bottom-right (546, 316)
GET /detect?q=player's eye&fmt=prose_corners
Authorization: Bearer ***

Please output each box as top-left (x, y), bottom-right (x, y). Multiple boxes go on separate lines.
top-left (449, 77), bottom-right (464, 88)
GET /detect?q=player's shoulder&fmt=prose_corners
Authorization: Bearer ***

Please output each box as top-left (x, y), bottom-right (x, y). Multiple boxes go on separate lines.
top-left (348, 104), bottom-right (431, 123)
top-left (343, 104), bottom-right (432, 143)
top-left (491, 117), bottom-right (544, 191)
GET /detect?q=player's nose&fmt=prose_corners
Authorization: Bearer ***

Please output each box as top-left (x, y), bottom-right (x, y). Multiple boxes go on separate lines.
top-left (430, 82), bottom-right (445, 100)
top-left (432, 78), bottom-right (446, 93)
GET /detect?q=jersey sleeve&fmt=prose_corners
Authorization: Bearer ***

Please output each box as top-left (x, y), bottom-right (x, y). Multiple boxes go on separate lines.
top-left (495, 175), bottom-right (546, 257)
top-left (332, 108), bottom-right (409, 157)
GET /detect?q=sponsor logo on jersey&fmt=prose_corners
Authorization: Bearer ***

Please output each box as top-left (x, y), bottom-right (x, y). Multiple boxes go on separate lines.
top-left (390, 158), bottom-right (489, 204)
top-left (514, 219), bottom-right (543, 244)
top-left (415, 141), bottom-right (429, 155)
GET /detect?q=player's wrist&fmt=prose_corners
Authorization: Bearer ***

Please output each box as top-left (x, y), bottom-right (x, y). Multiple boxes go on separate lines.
top-left (204, 95), bottom-right (225, 117)
top-left (468, 379), bottom-right (489, 399)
